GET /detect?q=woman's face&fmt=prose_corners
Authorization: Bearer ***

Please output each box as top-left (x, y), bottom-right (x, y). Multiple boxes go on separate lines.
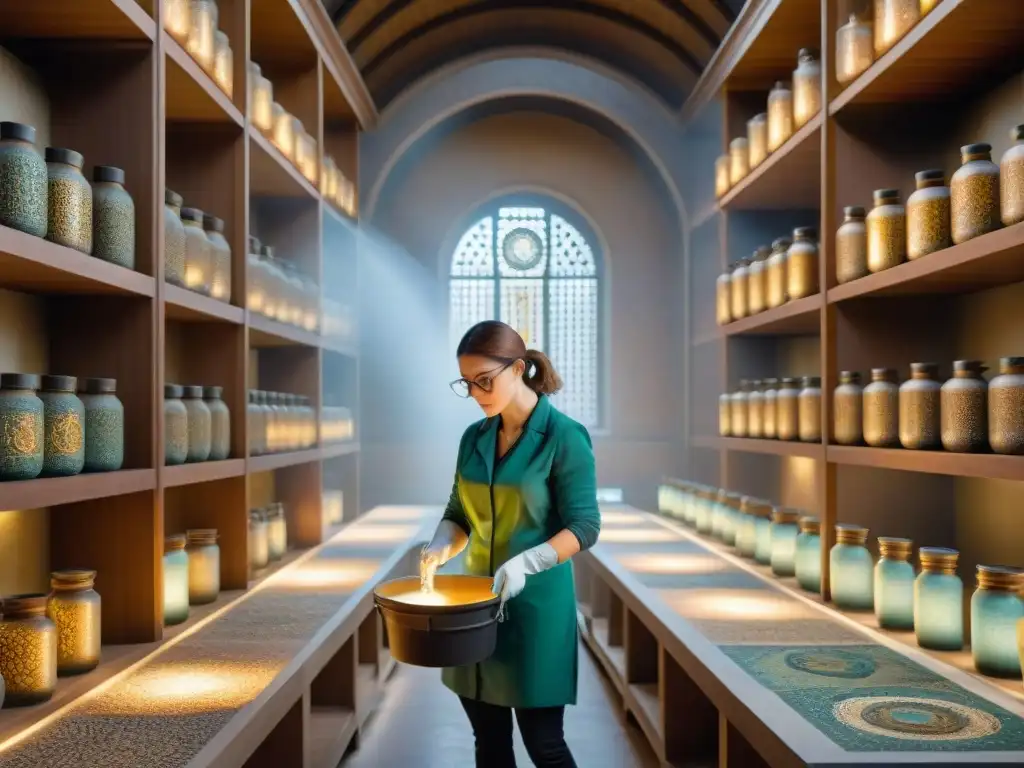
top-left (457, 355), bottom-right (522, 418)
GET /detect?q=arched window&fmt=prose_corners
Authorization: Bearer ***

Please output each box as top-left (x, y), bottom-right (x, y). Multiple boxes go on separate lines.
top-left (449, 198), bottom-right (603, 428)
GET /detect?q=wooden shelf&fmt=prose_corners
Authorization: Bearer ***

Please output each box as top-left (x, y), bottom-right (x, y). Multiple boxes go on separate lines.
top-left (163, 459), bottom-right (246, 488)
top-left (249, 313), bottom-right (322, 348)
top-left (0, 469), bottom-right (155, 511)
top-left (249, 448), bottom-right (323, 473)
top-left (164, 283), bottom-right (245, 323)
top-left (828, 445), bottom-right (1024, 482)
top-left (249, 127), bottom-right (320, 200)
top-left (626, 683), bottom-right (662, 750)
top-left (164, 33), bottom-right (244, 126)
top-left (721, 293), bottom-right (821, 336)
top-left (694, 435), bottom-right (825, 460)
top-left (0, 0), bottom-right (156, 40)
top-left (322, 441), bottom-right (360, 459)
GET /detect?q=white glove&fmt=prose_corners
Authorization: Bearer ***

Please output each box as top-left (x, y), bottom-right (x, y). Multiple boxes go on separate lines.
top-left (420, 520), bottom-right (464, 586)
top-left (492, 543), bottom-right (559, 604)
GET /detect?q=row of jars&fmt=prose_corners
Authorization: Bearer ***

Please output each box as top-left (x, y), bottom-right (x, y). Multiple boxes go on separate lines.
top-left (836, 2), bottom-right (941, 86)
top-left (247, 390), bottom-right (317, 455)
top-left (249, 503), bottom-right (288, 571)
top-left (719, 376), bottom-right (822, 443)
top-left (715, 50), bottom-right (822, 198)
top-left (659, 483), bottom-right (1024, 679)
top-left (163, 528), bottom-right (220, 625)
top-left (0, 570), bottom-right (102, 708)
top-left (249, 62), bottom-right (320, 185)
top-left (164, 189), bottom-right (232, 301)
top-left (164, 0), bottom-right (233, 97)
top-left (837, 135), bottom-right (1024, 285)
top-left (833, 360), bottom-right (1024, 454)
top-left (164, 384), bottom-right (231, 465)
top-left (246, 236), bottom-right (319, 331)
top-left (0, 122), bottom-right (135, 268)
top-left (716, 229), bottom-right (818, 325)
top-left (322, 404), bottom-right (356, 444)
top-left (0, 373), bottom-right (124, 481)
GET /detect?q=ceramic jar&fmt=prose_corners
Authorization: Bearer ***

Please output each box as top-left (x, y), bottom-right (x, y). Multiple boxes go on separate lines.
top-left (747, 380), bottom-right (764, 439)
top-left (164, 189), bottom-right (187, 287)
top-left (79, 377), bottom-right (124, 472)
top-left (183, 385), bottom-right (211, 462)
top-left (864, 368), bottom-right (900, 447)
top-left (971, 566), bottom-right (1024, 678)
top-left (730, 381), bottom-right (749, 438)
top-left (795, 517), bottom-right (822, 593)
top-left (203, 386), bottom-right (230, 461)
top-left (715, 155), bottom-right (730, 198)
top-left (762, 378), bottom-right (778, 439)
top-left (747, 245), bottom-right (770, 315)
top-left (988, 356), bottom-right (1024, 455)
top-left (46, 570), bottom-right (101, 676)
top-left (213, 30), bottom-right (232, 97)
top-left (874, 0), bottom-right (920, 57)
top-left (45, 147), bottom-right (92, 254)
top-left (776, 378), bottom-right (800, 441)
top-left (0, 373), bottom-right (44, 481)
top-left (91, 166), bottom-right (135, 269)
top-left (836, 14), bottom-right (873, 85)
top-left (203, 214), bottom-right (231, 302)
top-left (715, 270), bottom-right (732, 325)
top-left (266, 503), bottom-right (287, 561)
top-left (767, 81), bottom-right (794, 152)
top-left (798, 376), bottom-right (822, 443)
top-left (792, 49), bottom-right (821, 129)
top-left (186, 0), bottom-right (218, 71)
top-left (39, 375), bottom-right (85, 477)
top-left (729, 259), bottom-right (749, 321)
top-left (907, 169), bottom-right (951, 259)
top-left (867, 189), bottom-right (906, 273)
top-left (787, 228), bottom-right (818, 300)
top-left (718, 392), bottom-right (731, 437)
top-left (163, 534), bottom-right (190, 626)
top-left (1000, 125), bottom-right (1024, 226)
top-left (836, 206), bottom-right (868, 284)
top-left (249, 510), bottom-right (269, 571)
top-left (951, 143), bottom-right (1001, 245)
top-left (0, 121), bottom-right (47, 237)
top-left (249, 62), bottom-right (274, 133)
top-left (181, 207), bottom-right (212, 294)
top-left (915, 547), bottom-right (963, 651)
top-left (940, 360), bottom-right (988, 453)
top-left (874, 537), bottom-right (915, 630)
top-left (899, 363), bottom-right (941, 450)
top-left (770, 507), bottom-right (801, 577)
top-left (833, 371), bottom-right (864, 446)
top-left (831, 524), bottom-right (874, 611)
top-left (747, 113), bottom-right (768, 169)
top-left (164, 384), bottom-right (188, 466)
top-left (0, 594), bottom-right (57, 706)
top-left (765, 237), bottom-right (791, 309)
top-left (186, 529), bottom-right (220, 605)
top-left (729, 137), bottom-right (749, 186)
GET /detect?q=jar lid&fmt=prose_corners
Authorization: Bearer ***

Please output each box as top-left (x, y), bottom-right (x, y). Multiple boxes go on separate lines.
top-left (976, 565), bottom-right (1024, 591)
top-left (1, 593), bottom-right (49, 618)
top-left (164, 383), bottom-right (184, 398)
top-left (772, 507), bottom-right (801, 525)
top-left (843, 205), bottom-right (866, 218)
top-left (0, 372), bottom-right (40, 390)
top-left (262, 245), bottom-right (275, 258)
top-left (748, 112), bottom-right (767, 124)
top-left (182, 385), bottom-right (204, 399)
top-left (763, 377), bottom-right (779, 386)
top-left (878, 536), bottom-right (913, 559)
top-left (1012, 125), bottom-right (1024, 142)
top-left (801, 376), bottom-right (821, 388)
top-left (730, 137), bottom-right (749, 148)
top-left (835, 523), bottom-right (868, 545)
top-left (772, 80), bottom-right (790, 91)
top-left (920, 547), bottom-right (958, 569)
top-left (51, 569), bottom-right (96, 590)
top-left (779, 376), bottom-right (798, 387)
top-left (186, 528), bottom-right (219, 545)
top-left (203, 214), bottom-right (224, 232)
top-left (952, 359), bottom-right (986, 373)
top-left (41, 374), bottom-right (77, 392)
top-left (165, 188), bottom-right (183, 207)
top-left (914, 169), bottom-right (945, 185)
top-left (0, 121), bottom-right (36, 143)
top-left (961, 142), bottom-right (991, 157)
top-left (910, 362), bottom-right (938, 376)
top-left (93, 165), bottom-right (125, 184)
top-left (250, 509), bottom-right (265, 522)
top-left (165, 533), bottom-right (187, 552)
top-left (873, 188), bottom-right (900, 203)
top-left (999, 356), bottom-right (1024, 369)
top-left (45, 147), bottom-right (84, 168)
top-left (798, 516), bottom-right (820, 534)
top-left (81, 377), bottom-right (117, 394)
top-left (839, 370), bottom-right (861, 384)
top-left (792, 226), bottom-right (817, 241)
top-left (747, 499), bottom-right (775, 518)
top-left (870, 367), bottom-right (896, 380)
top-left (753, 245), bottom-right (771, 260)
top-left (771, 237), bottom-right (792, 251)
top-left (203, 385), bottom-right (223, 400)
top-left (180, 207), bottom-right (204, 223)
top-left (797, 47), bottom-right (819, 61)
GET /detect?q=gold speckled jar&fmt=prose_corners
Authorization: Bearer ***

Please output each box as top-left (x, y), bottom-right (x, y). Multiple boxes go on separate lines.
top-left (767, 81), bottom-right (794, 153)
top-left (45, 147), bottom-right (92, 255)
top-left (46, 570), bottom-right (101, 676)
top-left (183, 385), bottom-right (212, 463)
top-left (729, 259), bottom-right (749, 321)
top-left (747, 245), bottom-right (770, 315)
top-left (0, 594), bottom-right (57, 706)
top-left (792, 49), bottom-right (821, 129)
top-left (864, 368), bottom-right (900, 447)
top-left (874, 0), bottom-right (920, 57)
top-left (907, 169), bottom-right (951, 260)
top-left (941, 360), bottom-right (988, 453)
top-left (718, 392), bottom-right (732, 437)
top-left (186, 529), bottom-right (220, 605)
top-left (798, 376), bottom-right (822, 443)
top-left (899, 362), bottom-right (941, 450)
top-left (787, 227), bottom-right (819, 300)
top-left (951, 143), bottom-right (1001, 245)
top-left (834, 371), bottom-right (864, 446)
top-left (765, 237), bottom-right (791, 309)
top-left (92, 166), bottom-right (135, 269)
top-left (716, 269), bottom-right (732, 326)
top-left (867, 188), bottom-right (906, 273)
top-left (747, 113), bottom-right (768, 169)
top-left (836, 13), bottom-right (873, 85)
top-left (203, 214), bottom-right (231, 303)
top-left (1000, 125), bottom-right (1024, 226)
top-left (181, 207), bottom-right (212, 294)
top-left (715, 155), bottom-right (731, 198)
top-left (730, 137), bottom-right (749, 186)
top-left (203, 385), bottom-right (230, 461)
top-left (164, 384), bottom-right (188, 465)
top-left (988, 356), bottom-right (1024, 455)
top-left (836, 206), bottom-right (868, 284)
top-left (748, 380), bottom-right (765, 439)
top-left (164, 188), bottom-right (187, 287)
top-left (776, 378), bottom-right (800, 441)
top-left (39, 375), bottom-right (85, 478)
top-left (730, 381), bottom-right (750, 438)
top-left (762, 378), bottom-right (779, 439)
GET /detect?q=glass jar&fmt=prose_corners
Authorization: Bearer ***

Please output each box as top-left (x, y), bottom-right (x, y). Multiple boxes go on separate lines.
top-left (248, 389), bottom-right (265, 455)
top-left (765, 237), bottom-right (790, 309)
top-left (914, 547), bottom-right (963, 651)
top-left (267, 503), bottom-right (287, 561)
top-left (874, 0), bottom-right (920, 57)
top-left (735, 498), bottom-right (766, 559)
top-left (0, 373), bottom-right (44, 481)
top-left (795, 517), bottom-right (822, 593)
top-left (723, 493), bottom-right (744, 546)
top-left (747, 245), bottom-right (770, 315)
top-left (46, 570), bottom-right (101, 676)
top-left (299, 396), bottom-right (317, 447)
top-left (792, 49), bottom-right (821, 129)
top-left (834, 371), bottom-right (864, 446)
top-left (0, 594), bottom-right (56, 706)
top-left (729, 137), bottom-right (749, 186)
top-left (39, 375), bottom-right (85, 477)
top-left (249, 509), bottom-right (269, 571)
top-left (285, 117), bottom-right (303, 164)
top-left (747, 380), bottom-right (764, 439)
top-left (164, 384), bottom-right (188, 465)
top-left (836, 205), bottom-right (868, 284)
top-left (951, 143), bottom-right (1001, 245)
top-left (988, 356), bottom-right (1024, 455)
top-left (836, 14), bottom-right (873, 85)
top-left (203, 385), bottom-right (230, 461)
top-left (715, 155), bottom-right (730, 198)
top-left (79, 377), bottom-right (124, 472)
top-left (271, 103), bottom-right (295, 158)
top-left (186, 0), bottom-right (218, 72)
top-left (250, 63), bottom-right (274, 133)
top-left (767, 81), bottom-right (794, 153)
top-left (321, 155), bottom-right (337, 197)
top-left (762, 378), bottom-right (778, 439)
top-left (831, 524), bottom-right (874, 611)
top-left (246, 236), bottom-right (264, 312)
top-left (212, 30), bottom-right (232, 97)
top-left (163, 534), bottom-right (190, 626)
top-left (730, 381), bottom-right (749, 438)
top-left (940, 360), bottom-right (988, 453)
top-left (296, 131), bottom-right (318, 184)
top-left (0, 122), bottom-right (48, 238)
top-left (694, 488), bottom-right (714, 535)
top-left (747, 113), bottom-right (768, 169)
top-left (261, 246), bottom-right (282, 320)
top-left (181, 207), bottom-right (212, 294)
top-left (776, 377), bottom-right (800, 441)
top-left (204, 214), bottom-right (231, 302)
top-left (867, 188), bottom-right (906, 273)
top-left (186, 529), bottom-right (220, 605)
top-left (323, 489), bottom-right (344, 525)
top-left (45, 147), bottom-right (92, 255)
top-left (183, 385), bottom-right (211, 462)
top-left (864, 368), bottom-right (900, 447)
top-left (770, 507), bottom-right (801, 577)
top-left (787, 227), bottom-right (818, 300)
top-left (907, 169), bottom-right (951, 260)
top-left (1000, 124), bottom-right (1024, 226)
top-left (711, 488), bottom-right (729, 541)
top-left (715, 270), bottom-right (732, 326)
top-left (91, 166), bottom-right (135, 269)
top-left (753, 505), bottom-right (774, 565)
top-left (798, 376), bottom-right (822, 443)
top-left (718, 392), bottom-right (732, 437)
top-left (164, 0), bottom-right (191, 44)
top-left (164, 188), bottom-right (187, 287)
top-left (261, 390), bottom-right (277, 452)
top-left (874, 537), bottom-right (915, 630)
top-left (971, 565), bottom-right (1024, 678)
top-left (899, 362), bottom-right (941, 450)
top-left (729, 259), bottom-right (749, 321)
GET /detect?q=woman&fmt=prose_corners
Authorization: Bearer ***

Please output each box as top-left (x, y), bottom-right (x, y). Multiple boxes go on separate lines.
top-left (421, 320), bottom-right (601, 768)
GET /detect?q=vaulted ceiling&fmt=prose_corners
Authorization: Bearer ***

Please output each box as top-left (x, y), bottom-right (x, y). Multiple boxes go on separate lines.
top-left (323, 0), bottom-right (742, 109)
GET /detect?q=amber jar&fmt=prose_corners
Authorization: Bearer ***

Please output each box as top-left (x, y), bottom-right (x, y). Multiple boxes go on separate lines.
top-left (747, 245), bottom-right (770, 315)
top-left (747, 113), bottom-right (768, 169)
top-left (203, 214), bottom-right (231, 303)
top-left (836, 206), bottom-right (868, 284)
top-left (988, 357), bottom-right (1024, 455)
top-left (748, 380), bottom-right (765, 439)
top-left (181, 207), bottom-right (212, 294)
top-left (907, 169), bottom-right (951, 260)
top-left (834, 371), bottom-right (864, 446)
top-left (836, 14), bottom-right (873, 85)
top-left (716, 269), bottom-right (732, 325)
top-left (765, 237), bottom-right (791, 309)
top-left (899, 362), bottom-right (941, 450)
top-left (164, 383), bottom-right (188, 466)
top-left (867, 188), bottom-right (906, 273)
top-left (864, 368), bottom-right (899, 447)
top-left (729, 137), bottom-right (749, 186)
top-left (45, 147), bottom-right (92, 254)
top-left (776, 378), bottom-right (800, 441)
top-left (730, 381), bottom-right (750, 438)
top-left (718, 392), bottom-right (732, 437)
top-left (792, 49), bottom-right (821, 129)
top-left (0, 594), bottom-right (57, 706)
top-left (729, 259), bottom-right (749, 321)
top-left (767, 81), bottom-right (794, 153)
top-left (874, 0), bottom-right (920, 57)
top-left (951, 143), bottom-right (1001, 245)
top-left (941, 360), bottom-right (988, 453)
top-left (1000, 125), bottom-right (1024, 226)
top-left (46, 570), bottom-right (101, 676)
top-left (715, 155), bottom-right (730, 198)
top-left (787, 227), bottom-right (818, 300)
top-left (762, 378), bottom-right (779, 439)
top-left (164, 188), bottom-right (186, 287)
top-left (798, 376), bottom-right (822, 443)
top-left (92, 166), bottom-right (135, 269)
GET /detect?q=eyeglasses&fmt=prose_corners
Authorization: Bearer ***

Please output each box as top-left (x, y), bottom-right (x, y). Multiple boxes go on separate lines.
top-left (450, 361), bottom-right (514, 398)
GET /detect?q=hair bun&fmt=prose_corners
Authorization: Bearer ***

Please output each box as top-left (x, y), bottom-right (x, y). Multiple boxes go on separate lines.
top-left (524, 349), bottom-right (563, 395)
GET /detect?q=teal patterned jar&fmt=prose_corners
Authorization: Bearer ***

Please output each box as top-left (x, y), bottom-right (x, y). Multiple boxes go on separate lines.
top-left (183, 385), bottom-right (211, 463)
top-left (795, 517), bottom-right (822, 593)
top-left (79, 377), bottom-right (123, 472)
top-left (971, 565), bottom-right (1024, 677)
top-left (0, 373), bottom-right (44, 481)
top-left (0, 122), bottom-right (47, 237)
top-left (874, 537), bottom-right (915, 630)
top-left (915, 547), bottom-right (964, 651)
top-left (39, 375), bottom-right (85, 477)
top-left (753, 504), bottom-right (775, 565)
top-left (163, 534), bottom-right (190, 626)
top-left (770, 507), bottom-right (801, 577)
top-left (831, 524), bottom-right (874, 611)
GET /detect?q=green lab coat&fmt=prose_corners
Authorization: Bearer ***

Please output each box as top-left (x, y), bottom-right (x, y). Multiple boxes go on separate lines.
top-left (440, 395), bottom-right (601, 709)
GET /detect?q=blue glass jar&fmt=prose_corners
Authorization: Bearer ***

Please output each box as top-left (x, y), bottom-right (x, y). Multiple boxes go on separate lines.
top-left (874, 537), bottom-right (915, 630)
top-left (770, 508), bottom-right (801, 577)
top-left (914, 547), bottom-right (964, 651)
top-left (795, 517), bottom-right (822, 593)
top-left (971, 565), bottom-right (1024, 677)
top-left (831, 524), bottom-right (874, 611)
top-left (163, 534), bottom-right (190, 626)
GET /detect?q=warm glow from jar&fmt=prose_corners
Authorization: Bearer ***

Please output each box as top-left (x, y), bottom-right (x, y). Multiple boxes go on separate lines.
top-left (185, 1), bottom-right (217, 72)
top-left (212, 33), bottom-right (233, 98)
top-left (163, 0), bottom-right (191, 43)
top-left (272, 106), bottom-right (295, 158)
top-left (323, 491), bottom-right (344, 525)
top-left (183, 261), bottom-right (208, 291)
top-left (251, 75), bottom-right (274, 133)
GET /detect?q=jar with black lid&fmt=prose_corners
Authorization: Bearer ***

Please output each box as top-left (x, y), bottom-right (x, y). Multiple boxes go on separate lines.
top-left (164, 189), bottom-right (186, 286)
top-left (864, 368), bottom-right (899, 447)
top-left (951, 143), bottom-right (1000, 245)
top-left (787, 227), bottom-right (818, 300)
top-left (183, 385), bottom-right (211, 462)
top-left (0, 373), bottom-right (44, 481)
top-left (92, 166), bottom-right (134, 269)
top-left (39, 375), bottom-right (85, 477)
top-left (940, 361), bottom-right (987, 453)
top-left (834, 371), bottom-right (863, 446)
top-left (867, 188), bottom-right (905, 273)
top-left (907, 169), bottom-right (951, 260)
top-left (765, 237), bottom-right (791, 309)
top-left (164, 384), bottom-right (188, 466)
top-left (203, 385), bottom-right (230, 461)
top-left (730, 381), bottom-right (749, 439)
top-left (203, 213), bottom-right (231, 303)
top-left (0, 121), bottom-right (47, 237)
top-left (899, 363), bottom-right (941, 450)
top-left (79, 377), bottom-right (124, 472)
top-left (798, 376), bottom-right (822, 443)
top-left (988, 356), bottom-right (1024, 455)
top-left (747, 245), bottom-right (770, 315)
top-left (836, 206), bottom-right (868, 284)
top-left (45, 147), bottom-right (92, 254)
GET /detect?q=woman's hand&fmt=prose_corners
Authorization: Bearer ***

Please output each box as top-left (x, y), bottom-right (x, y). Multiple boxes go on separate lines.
top-left (420, 519), bottom-right (469, 586)
top-left (492, 542), bottom-right (559, 603)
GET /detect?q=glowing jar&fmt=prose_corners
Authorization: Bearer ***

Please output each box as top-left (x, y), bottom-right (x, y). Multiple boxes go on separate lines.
top-left (212, 30), bottom-right (232, 98)
top-left (836, 14), bottom-right (872, 85)
top-left (249, 63), bottom-right (274, 133)
top-left (874, 0), bottom-right (920, 58)
top-left (951, 143), bottom-right (1001, 245)
top-left (765, 237), bottom-right (790, 309)
top-left (747, 245), bottom-right (770, 315)
top-left (164, 0), bottom-right (191, 45)
top-left (181, 207), bottom-right (212, 294)
top-left (767, 81), bottom-right (794, 153)
top-left (723, 493), bottom-right (744, 546)
top-left (267, 503), bottom-right (287, 560)
top-left (271, 103), bottom-right (295, 158)
top-left (734, 499), bottom-right (757, 558)
top-left (249, 510), bottom-right (269, 571)
top-left (186, 529), bottom-right (220, 605)
top-left (792, 49), bottom-right (821, 129)
top-left (830, 524), bottom-right (874, 611)
top-left (0, 594), bottom-right (56, 706)
top-left (874, 537), bottom-right (915, 630)
top-left (770, 507), bottom-right (801, 577)
top-left (204, 214), bottom-right (231, 302)
top-left (833, 371), bottom-right (864, 446)
top-left (762, 378), bottom-right (778, 439)
top-left (729, 259), bottom-right (749, 321)
top-left (747, 113), bottom-right (768, 169)
top-left (715, 269), bottom-right (731, 326)
top-left (729, 380), bottom-right (749, 438)
top-left (775, 378), bottom-right (800, 442)
top-left (296, 132), bottom-right (318, 184)
top-left (940, 360), bottom-right (988, 453)
top-left (747, 380), bottom-right (764, 439)
top-left (186, 0), bottom-right (218, 73)
top-left (907, 169), bottom-right (951, 259)
top-left (836, 206), bottom-right (868, 284)
top-left (183, 385), bottom-right (212, 462)
top-left (714, 155), bottom-right (730, 198)
top-left (787, 227), bottom-right (818, 300)
top-left (898, 362), bottom-right (941, 450)
top-left (46, 570), bottom-right (101, 676)
top-left (753, 505), bottom-right (774, 566)
top-left (163, 534), bottom-right (190, 626)
top-left (694, 487), bottom-right (714, 536)
top-left (795, 517), bottom-right (822, 593)
top-left (971, 565), bottom-right (1024, 678)
top-left (729, 137), bottom-right (749, 186)
top-left (867, 188), bottom-right (906, 273)
top-left (914, 547), bottom-right (963, 651)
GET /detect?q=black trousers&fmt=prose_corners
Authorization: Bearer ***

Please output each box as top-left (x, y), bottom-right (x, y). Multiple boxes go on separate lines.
top-left (459, 696), bottom-right (578, 768)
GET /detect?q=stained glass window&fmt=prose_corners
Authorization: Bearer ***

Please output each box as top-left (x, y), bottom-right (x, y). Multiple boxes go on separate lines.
top-left (448, 200), bottom-right (603, 427)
